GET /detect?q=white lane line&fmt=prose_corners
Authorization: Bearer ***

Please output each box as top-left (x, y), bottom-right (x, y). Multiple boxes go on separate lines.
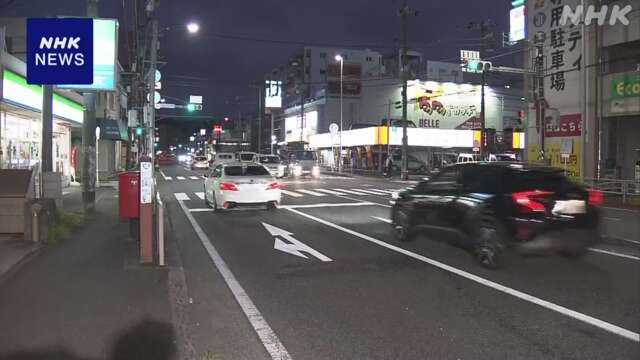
top-left (189, 208), bottom-right (214, 212)
top-left (296, 189), bottom-right (327, 197)
top-left (353, 189), bottom-right (389, 196)
top-left (177, 176), bottom-right (186, 180)
top-left (159, 170), bottom-right (170, 180)
top-left (336, 195), bottom-right (393, 208)
top-left (371, 216), bottom-right (392, 224)
top-left (601, 235), bottom-right (640, 246)
top-left (194, 192), bottom-right (205, 200)
top-left (314, 189), bottom-right (347, 196)
top-left (333, 189), bottom-right (369, 195)
top-left (177, 200), bottom-right (292, 359)
top-left (372, 190), bottom-right (396, 194)
top-left (589, 247), bottom-right (640, 261)
top-left (280, 190), bottom-right (304, 198)
top-left (285, 207), bottom-right (640, 343)
top-left (174, 193), bottom-right (190, 201)
top-left (280, 202), bottom-right (375, 209)
top-left (600, 206), bottom-right (640, 214)
top-left (603, 217), bottom-right (621, 222)
top-left (189, 176), bottom-right (200, 180)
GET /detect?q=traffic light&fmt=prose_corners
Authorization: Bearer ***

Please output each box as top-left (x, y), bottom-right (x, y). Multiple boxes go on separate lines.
top-left (466, 60), bottom-right (492, 73)
top-left (135, 127), bottom-right (143, 136)
top-left (187, 103), bottom-right (196, 112)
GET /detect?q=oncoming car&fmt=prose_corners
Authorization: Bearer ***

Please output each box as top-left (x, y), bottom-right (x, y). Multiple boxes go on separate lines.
top-left (203, 162), bottom-right (281, 211)
top-left (236, 152), bottom-right (258, 163)
top-left (287, 150), bottom-right (320, 177)
top-left (191, 156), bottom-right (209, 170)
top-left (259, 154), bottom-right (285, 178)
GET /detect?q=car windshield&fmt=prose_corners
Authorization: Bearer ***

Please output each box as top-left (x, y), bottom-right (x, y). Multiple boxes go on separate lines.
top-left (194, 156), bottom-right (207, 161)
top-left (225, 165), bottom-right (270, 176)
top-left (217, 154), bottom-right (233, 160)
top-left (260, 156), bottom-right (280, 164)
top-left (239, 153), bottom-right (255, 161)
top-left (291, 151), bottom-right (315, 160)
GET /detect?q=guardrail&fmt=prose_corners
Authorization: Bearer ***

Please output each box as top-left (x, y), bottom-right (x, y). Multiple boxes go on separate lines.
top-left (583, 178), bottom-right (640, 204)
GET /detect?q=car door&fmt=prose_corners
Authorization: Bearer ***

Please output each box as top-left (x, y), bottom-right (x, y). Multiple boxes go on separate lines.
top-left (425, 166), bottom-right (464, 228)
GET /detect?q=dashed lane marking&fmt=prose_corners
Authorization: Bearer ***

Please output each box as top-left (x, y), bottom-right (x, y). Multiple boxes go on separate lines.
top-left (174, 193), bottom-right (190, 201)
top-left (589, 247), bottom-right (640, 261)
top-left (177, 176), bottom-right (186, 180)
top-left (190, 176), bottom-right (200, 180)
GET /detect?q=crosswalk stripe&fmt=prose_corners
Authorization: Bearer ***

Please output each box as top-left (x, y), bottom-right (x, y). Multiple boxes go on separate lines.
top-left (190, 176), bottom-right (199, 180)
top-left (296, 189), bottom-right (327, 197)
top-left (177, 176), bottom-right (186, 180)
top-left (333, 189), bottom-right (369, 195)
top-left (280, 190), bottom-right (304, 198)
top-left (314, 189), bottom-right (347, 196)
top-left (174, 193), bottom-right (190, 201)
top-left (165, 176), bottom-right (173, 180)
top-left (195, 192), bottom-right (205, 200)
top-left (371, 189), bottom-right (396, 194)
top-left (352, 189), bottom-right (389, 195)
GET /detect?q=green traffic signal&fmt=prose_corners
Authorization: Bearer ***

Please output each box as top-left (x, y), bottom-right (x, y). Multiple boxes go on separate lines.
top-left (187, 103), bottom-right (196, 112)
top-left (135, 127), bottom-right (143, 136)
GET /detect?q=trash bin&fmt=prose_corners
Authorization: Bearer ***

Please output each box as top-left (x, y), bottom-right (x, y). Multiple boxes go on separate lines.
top-left (118, 171), bottom-right (140, 219)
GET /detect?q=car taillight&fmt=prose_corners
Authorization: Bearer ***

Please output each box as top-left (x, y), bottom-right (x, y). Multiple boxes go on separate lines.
top-left (220, 182), bottom-right (238, 191)
top-left (512, 190), bottom-right (552, 213)
top-left (266, 181), bottom-right (280, 190)
top-left (587, 188), bottom-right (603, 206)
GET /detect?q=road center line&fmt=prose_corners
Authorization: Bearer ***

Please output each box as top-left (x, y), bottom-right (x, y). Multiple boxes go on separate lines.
top-left (601, 235), bottom-right (640, 246)
top-left (280, 202), bottom-right (375, 209)
top-left (371, 216), bottom-right (392, 224)
top-left (285, 207), bottom-right (640, 343)
top-left (177, 200), bottom-right (292, 360)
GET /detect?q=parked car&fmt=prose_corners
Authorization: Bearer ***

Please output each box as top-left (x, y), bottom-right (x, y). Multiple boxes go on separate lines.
top-left (259, 154), bottom-right (285, 178)
top-left (391, 154), bottom-right (428, 174)
top-left (236, 152), bottom-right (258, 163)
top-left (211, 152), bottom-right (235, 166)
top-left (191, 156), bottom-right (209, 170)
top-left (457, 153), bottom-right (480, 164)
top-left (390, 162), bottom-right (602, 269)
top-left (203, 162), bottom-right (281, 211)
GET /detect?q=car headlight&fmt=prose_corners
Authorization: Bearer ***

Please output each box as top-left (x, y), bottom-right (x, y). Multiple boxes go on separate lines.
top-left (293, 166), bottom-right (303, 176)
top-left (312, 166), bottom-right (320, 177)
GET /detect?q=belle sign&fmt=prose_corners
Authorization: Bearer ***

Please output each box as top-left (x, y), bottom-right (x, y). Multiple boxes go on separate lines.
top-left (27, 18), bottom-right (94, 85)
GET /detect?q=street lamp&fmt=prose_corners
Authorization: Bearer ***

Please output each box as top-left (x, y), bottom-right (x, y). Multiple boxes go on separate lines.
top-left (186, 22), bottom-right (200, 34)
top-left (335, 54), bottom-right (344, 173)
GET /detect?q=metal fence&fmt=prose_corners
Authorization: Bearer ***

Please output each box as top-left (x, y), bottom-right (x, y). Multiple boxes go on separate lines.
top-left (583, 178), bottom-right (640, 204)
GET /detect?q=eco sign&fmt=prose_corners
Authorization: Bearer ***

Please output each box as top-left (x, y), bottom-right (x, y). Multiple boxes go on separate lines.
top-left (26, 18), bottom-right (93, 85)
top-left (612, 72), bottom-right (640, 99)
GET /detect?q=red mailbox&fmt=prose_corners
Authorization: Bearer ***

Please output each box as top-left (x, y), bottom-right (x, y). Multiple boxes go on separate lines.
top-left (119, 171), bottom-right (140, 219)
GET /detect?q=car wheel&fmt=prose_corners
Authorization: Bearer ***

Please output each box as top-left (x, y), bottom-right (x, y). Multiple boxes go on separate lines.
top-left (266, 201), bottom-right (277, 211)
top-left (474, 219), bottom-right (506, 269)
top-left (395, 215), bottom-right (413, 242)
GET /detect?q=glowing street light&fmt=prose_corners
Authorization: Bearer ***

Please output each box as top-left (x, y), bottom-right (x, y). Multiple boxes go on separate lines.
top-left (186, 22), bottom-right (200, 34)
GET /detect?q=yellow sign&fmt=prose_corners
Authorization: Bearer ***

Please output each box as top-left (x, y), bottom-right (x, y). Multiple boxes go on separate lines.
top-left (526, 139), bottom-right (582, 179)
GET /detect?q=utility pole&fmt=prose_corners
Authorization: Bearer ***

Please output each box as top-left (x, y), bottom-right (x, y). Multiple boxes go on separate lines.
top-left (534, 35), bottom-right (546, 162)
top-left (478, 21), bottom-right (491, 160)
top-left (400, 0), bottom-right (409, 180)
top-left (41, 85), bottom-right (53, 172)
top-left (299, 51), bottom-right (306, 144)
top-left (258, 86), bottom-right (262, 152)
top-left (270, 112), bottom-right (275, 154)
top-left (82, 0), bottom-right (99, 212)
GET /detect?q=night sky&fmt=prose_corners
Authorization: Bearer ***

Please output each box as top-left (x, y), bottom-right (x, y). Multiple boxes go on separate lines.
top-left (3, 0), bottom-right (513, 121)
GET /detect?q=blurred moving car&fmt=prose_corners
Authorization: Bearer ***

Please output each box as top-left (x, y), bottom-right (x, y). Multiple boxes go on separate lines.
top-left (191, 156), bottom-right (209, 170)
top-left (287, 150), bottom-right (320, 177)
top-left (390, 162), bottom-right (602, 269)
top-left (236, 152), bottom-right (258, 163)
top-left (259, 154), bottom-right (285, 178)
top-left (211, 152), bottom-right (235, 166)
top-left (457, 153), bottom-right (480, 164)
top-left (203, 162), bottom-right (281, 211)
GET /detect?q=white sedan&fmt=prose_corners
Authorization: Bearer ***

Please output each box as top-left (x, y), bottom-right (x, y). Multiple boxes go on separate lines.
top-left (204, 162), bottom-right (281, 211)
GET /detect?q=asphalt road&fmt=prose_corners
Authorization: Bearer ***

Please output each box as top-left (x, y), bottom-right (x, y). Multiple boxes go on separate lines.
top-left (158, 164), bottom-right (640, 360)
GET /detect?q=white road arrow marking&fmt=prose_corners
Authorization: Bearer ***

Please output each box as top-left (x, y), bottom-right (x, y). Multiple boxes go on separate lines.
top-left (262, 222), bottom-right (332, 262)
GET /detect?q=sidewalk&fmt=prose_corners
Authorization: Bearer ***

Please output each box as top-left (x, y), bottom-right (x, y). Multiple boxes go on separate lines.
top-left (0, 187), bottom-right (176, 360)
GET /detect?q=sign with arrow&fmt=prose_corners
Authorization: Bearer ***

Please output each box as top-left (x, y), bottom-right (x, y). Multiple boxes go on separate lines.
top-left (262, 223), bottom-right (332, 262)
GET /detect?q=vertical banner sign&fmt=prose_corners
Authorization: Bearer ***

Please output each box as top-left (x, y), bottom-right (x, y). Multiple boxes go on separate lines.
top-left (527, 0), bottom-right (583, 177)
top-left (26, 18), bottom-right (93, 85)
top-left (139, 162), bottom-right (153, 204)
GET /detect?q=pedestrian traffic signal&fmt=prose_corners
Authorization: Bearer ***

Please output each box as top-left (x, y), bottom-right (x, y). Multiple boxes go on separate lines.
top-left (187, 103), bottom-right (203, 112)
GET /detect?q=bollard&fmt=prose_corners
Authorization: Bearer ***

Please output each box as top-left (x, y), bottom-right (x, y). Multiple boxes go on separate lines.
top-left (32, 208), bottom-right (39, 243)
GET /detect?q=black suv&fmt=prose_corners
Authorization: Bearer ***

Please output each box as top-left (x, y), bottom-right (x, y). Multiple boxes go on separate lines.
top-left (390, 162), bottom-right (602, 269)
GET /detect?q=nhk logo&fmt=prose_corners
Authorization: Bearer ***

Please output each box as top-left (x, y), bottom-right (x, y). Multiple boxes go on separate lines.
top-left (561, 4), bottom-right (633, 26)
top-left (27, 18), bottom-right (93, 85)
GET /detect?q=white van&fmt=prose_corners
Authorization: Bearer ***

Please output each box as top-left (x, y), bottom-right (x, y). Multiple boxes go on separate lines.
top-left (457, 153), bottom-right (480, 164)
top-left (212, 153), bottom-right (235, 166)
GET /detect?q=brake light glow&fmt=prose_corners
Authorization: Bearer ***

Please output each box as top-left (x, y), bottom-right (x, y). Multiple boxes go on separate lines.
top-left (266, 181), bottom-right (280, 190)
top-left (512, 190), bottom-right (552, 213)
top-left (219, 182), bottom-right (238, 191)
top-left (587, 188), bottom-right (603, 206)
